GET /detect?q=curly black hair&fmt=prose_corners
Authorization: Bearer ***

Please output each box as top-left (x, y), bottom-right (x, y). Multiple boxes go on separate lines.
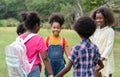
top-left (20, 11), bottom-right (40, 31)
top-left (16, 23), bottom-right (26, 35)
top-left (48, 13), bottom-right (64, 27)
top-left (74, 16), bottom-right (96, 38)
top-left (90, 6), bottom-right (115, 26)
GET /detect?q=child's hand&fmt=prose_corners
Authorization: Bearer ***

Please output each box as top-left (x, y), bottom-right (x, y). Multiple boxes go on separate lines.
top-left (95, 64), bottom-right (101, 71)
top-left (48, 74), bottom-right (54, 77)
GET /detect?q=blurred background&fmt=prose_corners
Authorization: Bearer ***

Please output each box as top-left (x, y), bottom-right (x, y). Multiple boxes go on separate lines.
top-left (0, 0), bottom-right (120, 77)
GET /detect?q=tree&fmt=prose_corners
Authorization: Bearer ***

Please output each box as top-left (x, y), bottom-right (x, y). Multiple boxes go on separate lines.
top-left (0, 0), bottom-right (6, 19)
top-left (78, 0), bottom-right (104, 15)
top-left (4, 0), bottom-right (27, 19)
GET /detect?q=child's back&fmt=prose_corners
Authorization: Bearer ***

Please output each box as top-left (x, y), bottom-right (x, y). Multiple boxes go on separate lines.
top-left (71, 39), bottom-right (100, 77)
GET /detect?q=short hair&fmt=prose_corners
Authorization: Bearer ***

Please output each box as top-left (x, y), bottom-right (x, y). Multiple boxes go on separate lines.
top-left (90, 6), bottom-right (115, 26)
top-left (48, 13), bottom-right (64, 27)
top-left (16, 23), bottom-right (26, 35)
top-left (20, 11), bottom-right (40, 31)
top-left (74, 16), bottom-right (96, 38)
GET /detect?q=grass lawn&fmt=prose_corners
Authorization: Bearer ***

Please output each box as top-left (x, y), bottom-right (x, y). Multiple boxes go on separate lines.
top-left (0, 27), bottom-right (120, 77)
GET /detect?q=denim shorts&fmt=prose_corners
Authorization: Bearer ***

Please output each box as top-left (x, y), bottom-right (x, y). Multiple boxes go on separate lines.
top-left (28, 65), bottom-right (40, 77)
top-left (45, 45), bottom-right (65, 77)
top-left (44, 59), bottom-right (65, 77)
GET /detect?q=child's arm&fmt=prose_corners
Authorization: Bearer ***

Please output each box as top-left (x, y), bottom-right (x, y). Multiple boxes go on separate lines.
top-left (55, 60), bottom-right (73, 77)
top-left (101, 30), bottom-right (114, 60)
top-left (64, 46), bottom-right (70, 57)
top-left (95, 59), bottom-right (104, 77)
top-left (63, 38), bottom-right (70, 58)
top-left (40, 51), bottom-right (53, 77)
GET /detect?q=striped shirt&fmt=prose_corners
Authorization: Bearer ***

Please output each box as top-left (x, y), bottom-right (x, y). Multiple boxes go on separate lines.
top-left (69, 39), bottom-right (101, 77)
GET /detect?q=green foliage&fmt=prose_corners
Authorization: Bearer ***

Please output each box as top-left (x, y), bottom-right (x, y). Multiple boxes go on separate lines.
top-left (0, 0), bottom-right (120, 28)
top-left (4, 0), bottom-right (27, 19)
top-left (114, 25), bottom-right (120, 31)
top-left (0, 0), bottom-right (6, 19)
top-left (81, 0), bottom-right (104, 14)
top-left (60, 3), bottom-right (76, 28)
top-left (0, 18), bottom-right (19, 27)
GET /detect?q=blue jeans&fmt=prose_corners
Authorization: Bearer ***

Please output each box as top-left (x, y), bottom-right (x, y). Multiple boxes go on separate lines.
top-left (28, 65), bottom-right (40, 77)
top-left (45, 45), bottom-right (65, 77)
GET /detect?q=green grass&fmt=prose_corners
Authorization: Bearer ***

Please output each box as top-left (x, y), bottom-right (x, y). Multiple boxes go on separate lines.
top-left (0, 27), bottom-right (120, 77)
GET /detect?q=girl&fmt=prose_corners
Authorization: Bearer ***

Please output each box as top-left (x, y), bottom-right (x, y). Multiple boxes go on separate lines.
top-left (90, 6), bottom-right (115, 77)
top-left (20, 11), bottom-right (53, 77)
top-left (44, 13), bottom-right (70, 77)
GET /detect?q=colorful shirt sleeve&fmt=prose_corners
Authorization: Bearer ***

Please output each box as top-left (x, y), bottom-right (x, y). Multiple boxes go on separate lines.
top-left (69, 45), bottom-right (79, 64)
top-left (37, 36), bottom-right (48, 53)
top-left (64, 38), bottom-right (68, 47)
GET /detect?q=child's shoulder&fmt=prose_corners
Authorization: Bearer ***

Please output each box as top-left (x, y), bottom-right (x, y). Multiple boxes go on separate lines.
top-left (72, 44), bottom-right (82, 50)
top-left (91, 42), bottom-right (99, 50)
top-left (108, 27), bottom-right (114, 32)
top-left (28, 34), bottom-right (44, 42)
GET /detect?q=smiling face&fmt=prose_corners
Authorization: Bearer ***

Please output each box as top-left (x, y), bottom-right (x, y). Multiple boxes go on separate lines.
top-left (51, 22), bottom-right (61, 37)
top-left (95, 13), bottom-right (106, 28)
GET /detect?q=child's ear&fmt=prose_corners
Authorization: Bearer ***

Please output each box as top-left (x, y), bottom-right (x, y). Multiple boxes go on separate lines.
top-left (33, 24), bottom-right (40, 32)
top-left (36, 23), bottom-right (40, 28)
top-left (36, 23), bottom-right (39, 26)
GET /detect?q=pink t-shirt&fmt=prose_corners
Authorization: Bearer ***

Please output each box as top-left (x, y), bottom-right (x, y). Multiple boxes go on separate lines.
top-left (20, 34), bottom-right (48, 71)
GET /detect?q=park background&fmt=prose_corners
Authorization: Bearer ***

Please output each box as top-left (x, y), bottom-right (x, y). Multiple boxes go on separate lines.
top-left (0, 0), bottom-right (120, 77)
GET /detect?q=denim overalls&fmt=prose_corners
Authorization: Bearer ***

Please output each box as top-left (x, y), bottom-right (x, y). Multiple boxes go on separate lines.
top-left (45, 43), bottom-right (65, 77)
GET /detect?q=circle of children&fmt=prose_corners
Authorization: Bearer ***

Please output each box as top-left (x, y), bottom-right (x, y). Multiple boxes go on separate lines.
top-left (6, 6), bottom-right (115, 77)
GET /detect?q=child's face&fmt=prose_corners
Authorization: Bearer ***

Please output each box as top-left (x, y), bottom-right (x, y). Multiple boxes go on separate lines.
top-left (51, 22), bottom-right (61, 36)
top-left (95, 13), bottom-right (106, 28)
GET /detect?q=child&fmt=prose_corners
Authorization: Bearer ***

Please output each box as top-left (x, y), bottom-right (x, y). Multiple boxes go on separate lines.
top-left (19, 11), bottom-right (53, 77)
top-left (44, 13), bottom-right (70, 77)
top-left (90, 6), bottom-right (115, 77)
top-left (55, 16), bottom-right (104, 77)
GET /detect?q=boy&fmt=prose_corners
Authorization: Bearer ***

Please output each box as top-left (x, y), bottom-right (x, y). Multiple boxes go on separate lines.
top-left (55, 16), bottom-right (104, 77)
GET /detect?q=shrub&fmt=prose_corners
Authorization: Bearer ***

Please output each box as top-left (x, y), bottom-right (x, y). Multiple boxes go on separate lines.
top-left (0, 18), bottom-right (19, 27)
top-left (114, 25), bottom-right (120, 31)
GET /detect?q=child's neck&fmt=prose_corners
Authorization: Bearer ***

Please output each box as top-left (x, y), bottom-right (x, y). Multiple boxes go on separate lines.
top-left (24, 31), bottom-right (32, 35)
top-left (52, 35), bottom-right (60, 37)
top-left (80, 36), bottom-right (89, 40)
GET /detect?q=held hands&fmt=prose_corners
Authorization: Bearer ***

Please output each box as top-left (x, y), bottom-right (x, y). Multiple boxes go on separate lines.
top-left (95, 64), bottom-right (100, 71)
top-left (95, 64), bottom-right (102, 71)
top-left (95, 65), bottom-right (102, 77)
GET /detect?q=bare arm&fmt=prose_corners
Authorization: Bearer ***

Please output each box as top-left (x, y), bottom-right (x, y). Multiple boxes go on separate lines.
top-left (64, 46), bottom-right (70, 58)
top-left (40, 51), bottom-right (53, 77)
top-left (95, 59), bottom-right (104, 77)
top-left (55, 60), bottom-right (73, 77)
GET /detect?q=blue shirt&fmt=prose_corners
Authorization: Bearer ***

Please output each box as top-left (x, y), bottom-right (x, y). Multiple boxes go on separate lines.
top-left (69, 39), bottom-right (101, 77)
